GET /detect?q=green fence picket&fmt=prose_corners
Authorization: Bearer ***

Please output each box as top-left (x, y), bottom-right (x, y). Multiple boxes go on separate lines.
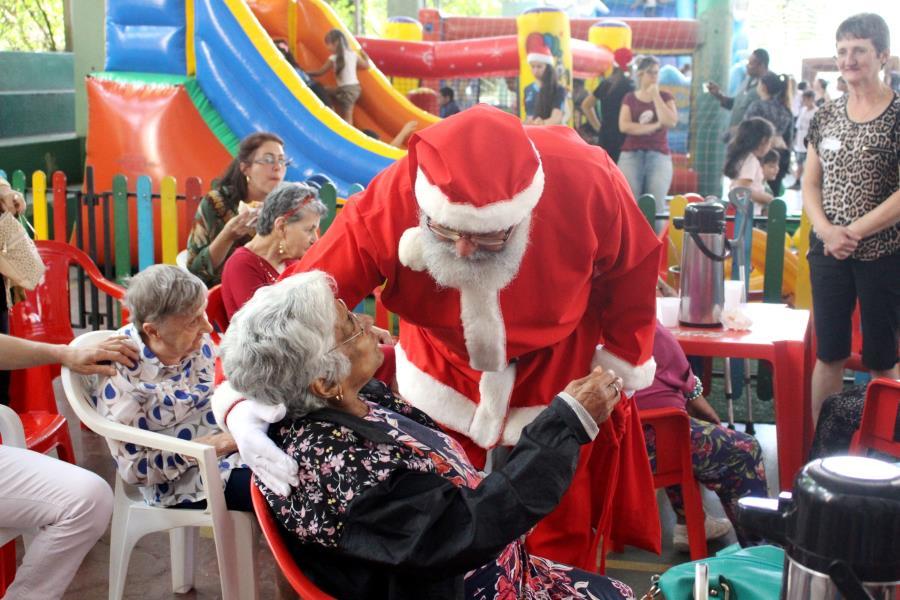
top-left (638, 194), bottom-right (657, 229)
top-left (762, 199), bottom-right (787, 303)
top-left (319, 182), bottom-right (338, 234)
top-left (347, 183), bottom-right (365, 197)
top-left (113, 175), bottom-right (131, 283)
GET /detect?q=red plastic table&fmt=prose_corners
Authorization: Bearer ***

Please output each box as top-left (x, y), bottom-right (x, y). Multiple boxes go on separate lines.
top-left (665, 303), bottom-right (813, 491)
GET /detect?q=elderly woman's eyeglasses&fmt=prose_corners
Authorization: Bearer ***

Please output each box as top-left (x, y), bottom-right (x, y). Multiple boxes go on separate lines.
top-left (253, 154), bottom-right (293, 168)
top-left (425, 218), bottom-right (514, 249)
top-left (329, 299), bottom-right (366, 352)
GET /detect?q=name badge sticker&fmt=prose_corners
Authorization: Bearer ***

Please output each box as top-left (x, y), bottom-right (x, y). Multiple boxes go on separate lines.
top-left (821, 136), bottom-right (842, 152)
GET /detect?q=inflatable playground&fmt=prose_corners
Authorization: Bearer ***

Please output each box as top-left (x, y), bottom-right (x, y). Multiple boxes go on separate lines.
top-left (68, 0), bottom-right (803, 303)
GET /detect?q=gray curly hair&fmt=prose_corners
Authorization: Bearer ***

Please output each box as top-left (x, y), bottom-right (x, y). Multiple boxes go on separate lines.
top-left (256, 182), bottom-right (327, 236)
top-left (123, 264), bottom-right (207, 331)
top-left (220, 271), bottom-right (350, 415)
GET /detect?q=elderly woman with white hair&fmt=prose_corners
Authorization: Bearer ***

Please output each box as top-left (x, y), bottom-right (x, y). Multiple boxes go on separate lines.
top-left (215, 271), bottom-right (635, 599)
top-left (92, 265), bottom-right (251, 511)
top-left (220, 182), bottom-right (327, 320)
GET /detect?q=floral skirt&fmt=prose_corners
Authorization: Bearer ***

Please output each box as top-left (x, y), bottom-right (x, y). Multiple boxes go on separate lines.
top-left (465, 541), bottom-right (634, 599)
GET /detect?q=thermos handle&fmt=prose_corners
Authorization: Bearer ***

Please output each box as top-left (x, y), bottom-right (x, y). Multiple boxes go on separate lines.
top-left (827, 561), bottom-right (875, 600)
top-left (688, 232), bottom-right (731, 262)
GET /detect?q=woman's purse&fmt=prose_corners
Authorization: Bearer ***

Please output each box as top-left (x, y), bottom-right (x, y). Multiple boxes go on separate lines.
top-left (0, 211), bottom-right (45, 290)
top-left (641, 544), bottom-right (784, 600)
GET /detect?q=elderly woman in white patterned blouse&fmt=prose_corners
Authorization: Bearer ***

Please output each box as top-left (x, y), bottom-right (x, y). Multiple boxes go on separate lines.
top-left (91, 264), bottom-right (251, 510)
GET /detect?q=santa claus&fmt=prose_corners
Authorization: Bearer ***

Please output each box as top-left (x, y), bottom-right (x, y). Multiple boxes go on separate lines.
top-left (216, 105), bottom-right (662, 568)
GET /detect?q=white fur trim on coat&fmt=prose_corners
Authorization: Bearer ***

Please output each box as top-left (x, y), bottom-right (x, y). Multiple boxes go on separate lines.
top-left (467, 365), bottom-right (517, 448)
top-left (210, 381), bottom-right (244, 434)
top-left (396, 344), bottom-right (540, 449)
top-left (398, 226), bottom-right (427, 271)
top-left (413, 161), bottom-right (544, 233)
top-left (500, 405), bottom-right (547, 446)
top-left (591, 346), bottom-right (657, 392)
top-left (459, 284), bottom-right (507, 373)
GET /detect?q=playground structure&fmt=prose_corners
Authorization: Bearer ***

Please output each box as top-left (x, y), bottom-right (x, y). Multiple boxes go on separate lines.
top-left (79, 0), bottom-right (803, 293)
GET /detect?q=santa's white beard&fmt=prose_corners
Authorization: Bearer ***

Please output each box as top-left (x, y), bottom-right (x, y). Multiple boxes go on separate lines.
top-left (419, 214), bottom-right (531, 293)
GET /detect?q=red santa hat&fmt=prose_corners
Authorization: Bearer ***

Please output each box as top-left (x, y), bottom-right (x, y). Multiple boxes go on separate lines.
top-left (525, 33), bottom-right (555, 67)
top-left (399, 105), bottom-right (545, 270)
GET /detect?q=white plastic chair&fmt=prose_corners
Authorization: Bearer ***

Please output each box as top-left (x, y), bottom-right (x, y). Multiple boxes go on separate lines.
top-left (60, 330), bottom-right (259, 600)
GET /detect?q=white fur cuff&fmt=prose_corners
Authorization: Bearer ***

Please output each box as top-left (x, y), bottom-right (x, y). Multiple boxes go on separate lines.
top-left (591, 347), bottom-right (657, 392)
top-left (211, 381), bottom-right (245, 433)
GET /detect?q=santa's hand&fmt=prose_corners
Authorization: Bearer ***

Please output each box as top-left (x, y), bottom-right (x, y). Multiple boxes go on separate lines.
top-left (227, 400), bottom-right (298, 496)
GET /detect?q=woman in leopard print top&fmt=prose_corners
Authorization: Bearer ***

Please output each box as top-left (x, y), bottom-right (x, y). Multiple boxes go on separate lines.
top-left (803, 13), bottom-right (900, 422)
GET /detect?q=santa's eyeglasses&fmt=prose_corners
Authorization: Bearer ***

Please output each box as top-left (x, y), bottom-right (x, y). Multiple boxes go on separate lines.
top-left (425, 218), bottom-right (514, 249)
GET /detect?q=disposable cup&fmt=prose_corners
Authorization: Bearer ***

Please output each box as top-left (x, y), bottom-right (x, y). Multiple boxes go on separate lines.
top-left (724, 280), bottom-right (744, 311)
top-left (657, 297), bottom-right (680, 328)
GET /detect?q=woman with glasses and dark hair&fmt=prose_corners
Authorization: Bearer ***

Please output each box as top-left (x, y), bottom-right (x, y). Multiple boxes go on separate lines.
top-left (186, 132), bottom-right (290, 286)
top-left (220, 182), bottom-right (327, 320)
top-left (804, 12), bottom-right (900, 425)
top-left (216, 271), bottom-right (635, 599)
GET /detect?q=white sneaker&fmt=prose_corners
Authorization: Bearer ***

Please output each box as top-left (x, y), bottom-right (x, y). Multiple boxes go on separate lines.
top-left (673, 516), bottom-right (733, 552)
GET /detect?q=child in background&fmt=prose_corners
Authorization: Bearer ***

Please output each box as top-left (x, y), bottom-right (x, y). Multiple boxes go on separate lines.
top-left (309, 29), bottom-right (370, 125)
top-left (723, 117), bottom-right (776, 215)
top-left (761, 150), bottom-right (783, 198)
top-left (790, 89), bottom-right (817, 189)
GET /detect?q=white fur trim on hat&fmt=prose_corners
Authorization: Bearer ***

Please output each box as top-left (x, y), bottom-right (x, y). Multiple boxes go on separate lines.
top-left (527, 52), bottom-right (554, 66)
top-left (591, 346), bottom-right (657, 392)
top-left (414, 159), bottom-right (544, 233)
top-left (398, 227), bottom-right (427, 271)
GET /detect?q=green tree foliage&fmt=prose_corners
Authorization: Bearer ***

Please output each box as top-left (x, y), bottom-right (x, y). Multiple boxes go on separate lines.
top-left (0, 0), bottom-right (66, 51)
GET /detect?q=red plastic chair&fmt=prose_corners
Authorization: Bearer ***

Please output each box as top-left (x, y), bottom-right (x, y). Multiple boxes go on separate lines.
top-left (638, 407), bottom-right (709, 561)
top-left (7, 240), bottom-right (126, 463)
top-left (849, 378), bottom-right (900, 459)
top-left (206, 284), bottom-right (229, 345)
top-left (250, 482), bottom-right (335, 599)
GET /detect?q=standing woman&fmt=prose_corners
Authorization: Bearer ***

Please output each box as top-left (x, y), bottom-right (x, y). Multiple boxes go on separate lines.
top-left (617, 55), bottom-right (678, 227)
top-left (804, 13), bottom-right (900, 422)
top-left (186, 132), bottom-right (288, 287)
top-left (744, 72), bottom-right (794, 194)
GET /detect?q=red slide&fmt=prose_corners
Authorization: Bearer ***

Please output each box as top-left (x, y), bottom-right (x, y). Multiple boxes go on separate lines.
top-left (359, 36), bottom-right (613, 80)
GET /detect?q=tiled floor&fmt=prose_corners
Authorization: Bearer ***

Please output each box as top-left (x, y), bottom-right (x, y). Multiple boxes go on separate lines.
top-left (7, 377), bottom-right (783, 599)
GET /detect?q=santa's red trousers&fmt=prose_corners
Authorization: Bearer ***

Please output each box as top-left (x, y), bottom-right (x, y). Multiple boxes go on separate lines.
top-left (452, 394), bottom-right (661, 571)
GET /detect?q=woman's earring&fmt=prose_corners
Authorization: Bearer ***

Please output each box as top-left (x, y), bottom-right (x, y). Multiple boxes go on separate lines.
top-left (245, 175), bottom-right (250, 186)
top-left (278, 240), bottom-right (286, 255)
top-left (334, 385), bottom-right (344, 403)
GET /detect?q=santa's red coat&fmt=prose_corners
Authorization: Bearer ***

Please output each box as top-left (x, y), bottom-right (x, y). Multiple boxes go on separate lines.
top-left (285, 125), bottom-right (663, 567)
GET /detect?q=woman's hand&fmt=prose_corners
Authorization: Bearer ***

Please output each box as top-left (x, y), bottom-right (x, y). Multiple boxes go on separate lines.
top-left (60, 335), bottom-right (139, 376)
top-left (370, 325), bottom-right (395, 346)
top-left (646, 83), bottom-right (660, 97)
top-left (564, 367), bottom-right (623, 425)
top-left (685, 394), bottom-right (721, 424)
top-left (820, 224), bottom-right (861, 259)
top-left (0, 188), bottom-right (26, 216)
top-left (194, 432), bottom-right (239, 457)
top-left (221, 210), bottom-right (257, 241)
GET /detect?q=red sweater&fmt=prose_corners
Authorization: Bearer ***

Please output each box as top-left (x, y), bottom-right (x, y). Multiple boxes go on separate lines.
top-left (220, 246), bottom-right (296, 320)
